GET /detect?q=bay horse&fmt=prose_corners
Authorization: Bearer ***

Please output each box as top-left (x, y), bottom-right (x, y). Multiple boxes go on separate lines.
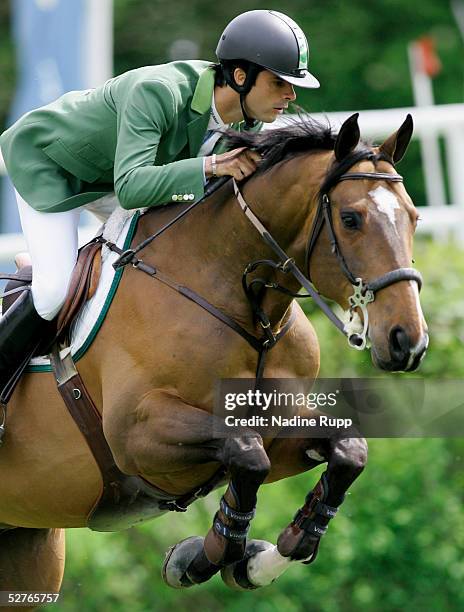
top-left (0, 113), bottom-right (428, 603)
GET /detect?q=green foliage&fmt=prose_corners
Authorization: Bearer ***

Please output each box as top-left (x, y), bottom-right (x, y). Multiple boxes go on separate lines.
top-left (0, 2), bottom-right (14, 131)
top-left (2, 0), bottom-right (463, 207)
top-left (54, 439), bottom-right (464, 611)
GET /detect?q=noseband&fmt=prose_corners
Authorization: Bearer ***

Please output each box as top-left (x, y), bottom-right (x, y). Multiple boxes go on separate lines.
top-left (112, 155), bottom-right (423, 353)
top-left (233, 156), bottom-right (423, 350)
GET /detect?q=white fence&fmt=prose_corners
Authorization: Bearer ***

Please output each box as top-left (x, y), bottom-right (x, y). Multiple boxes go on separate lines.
top-left (1, 102), bottom-right (463, 264)
top-left (279, 104), bottom-right (464, 241)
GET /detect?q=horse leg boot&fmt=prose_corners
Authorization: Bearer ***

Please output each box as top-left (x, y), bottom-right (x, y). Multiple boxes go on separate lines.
top-left (0, 290), bottom-right (52, 391)
top-left (188, 436), bottom-right (270, 580)
top-left (109, 391), bottom-right (271, 589)
top-left (163, 434), bottom-right (271, 588)
top-left (221, 434), bottom-right (368, 589)
top-left (276, 436), bottom-right (368, 563)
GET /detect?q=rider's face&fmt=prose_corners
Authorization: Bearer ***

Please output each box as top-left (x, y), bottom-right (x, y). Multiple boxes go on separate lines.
top-left (236, 69), bottom-right (297, 123)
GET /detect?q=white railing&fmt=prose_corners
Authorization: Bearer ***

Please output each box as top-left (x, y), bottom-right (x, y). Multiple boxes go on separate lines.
top-left (1, 103), bottom-right (463, 264)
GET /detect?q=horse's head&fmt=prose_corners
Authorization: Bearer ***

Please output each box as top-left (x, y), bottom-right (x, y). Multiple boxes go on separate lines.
top-left (308, 113), bottom-right (428, 371)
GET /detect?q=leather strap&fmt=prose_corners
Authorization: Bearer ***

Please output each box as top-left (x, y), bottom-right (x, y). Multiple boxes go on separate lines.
top-left (0, 271), bottom-right (32, 283)
top-left (338, 172), bottom-right (403, 182)
top-left (49, 341), bottom-right (232, 525)
top-left (367, 267), bottom-right (423, 293)
top-left (104, 238), bottom-right (296, 379)
top-left (213, 512), bottom-right (250, 541)
top-left (112, 177), bottom-right (230, 270)
top-left (219, 496), bottom-right (256, 522)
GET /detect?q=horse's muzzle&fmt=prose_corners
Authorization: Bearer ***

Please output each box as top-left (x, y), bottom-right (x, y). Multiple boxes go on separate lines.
top-left (373, 327), bottom-right (429, 372)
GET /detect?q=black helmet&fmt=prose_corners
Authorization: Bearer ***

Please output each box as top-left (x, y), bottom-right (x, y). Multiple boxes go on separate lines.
top-left (216, 10), bottom-right (320, 90)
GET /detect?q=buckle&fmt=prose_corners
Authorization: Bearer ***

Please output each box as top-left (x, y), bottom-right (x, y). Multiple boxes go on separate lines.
top-left (278, 257), bottom-right (295, 273)
top-left (160, 500), bottom-right (188, 512)
top-left (112, 249), bottom-right (137, 270)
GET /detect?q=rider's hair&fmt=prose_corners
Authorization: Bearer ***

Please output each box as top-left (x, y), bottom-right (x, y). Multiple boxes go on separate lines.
top-left (213, 60), bottom-right (264, 89)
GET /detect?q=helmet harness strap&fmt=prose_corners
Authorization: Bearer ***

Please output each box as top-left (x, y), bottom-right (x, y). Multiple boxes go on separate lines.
top-left (221, 62), bottom-right (261, 128)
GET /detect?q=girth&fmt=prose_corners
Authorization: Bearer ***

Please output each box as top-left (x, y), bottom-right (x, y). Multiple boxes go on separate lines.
top-left (0, 197), bottom-right (297, 526)
top-left (48, 340), bottom-right (230, 530)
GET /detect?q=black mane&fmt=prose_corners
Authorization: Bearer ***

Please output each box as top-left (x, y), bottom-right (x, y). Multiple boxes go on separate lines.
top-left (225, 115), bottom-right (337, 175)
top-left (224, 114), bottom-right (382, 193)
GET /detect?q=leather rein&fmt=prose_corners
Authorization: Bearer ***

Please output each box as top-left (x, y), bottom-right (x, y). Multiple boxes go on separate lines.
top-left (233, 158), bottom-right (422, 351)
top-left (110, 154), bottom-right (423, 369)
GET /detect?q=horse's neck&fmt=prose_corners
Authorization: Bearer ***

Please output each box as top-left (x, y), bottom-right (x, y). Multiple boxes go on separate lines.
top-left (140, 156), bottom-right (323, 329)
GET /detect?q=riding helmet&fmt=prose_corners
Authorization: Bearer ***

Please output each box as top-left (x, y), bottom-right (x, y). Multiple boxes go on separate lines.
top-left (216, 10), bottom-right (320, 92)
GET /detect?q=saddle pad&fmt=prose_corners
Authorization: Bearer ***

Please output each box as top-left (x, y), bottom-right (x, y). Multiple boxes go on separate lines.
top-left (27, 208), bottom-right (140, 371)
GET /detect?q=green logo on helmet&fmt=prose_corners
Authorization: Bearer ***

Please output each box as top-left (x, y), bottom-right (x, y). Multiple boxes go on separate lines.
top-left (270, 11), bottom-right (309, 70)
top-left (297, 37), bottom-right (308, 69)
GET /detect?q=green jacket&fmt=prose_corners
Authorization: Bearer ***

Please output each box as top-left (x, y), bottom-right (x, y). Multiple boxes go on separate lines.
top-left (0, 60), bottom-right (261, 213)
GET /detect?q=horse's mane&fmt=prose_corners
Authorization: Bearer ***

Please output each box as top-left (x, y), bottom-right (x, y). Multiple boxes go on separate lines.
top-left (224, 114), bottom-right (378, 191)
top-left (225, 115), bottom-right (337, 175)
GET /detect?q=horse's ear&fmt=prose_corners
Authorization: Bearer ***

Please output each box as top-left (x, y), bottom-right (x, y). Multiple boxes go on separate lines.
top-left (334, 113), bottom-right (360, 161)
top-left (379, 114), bottom-right (414, 163)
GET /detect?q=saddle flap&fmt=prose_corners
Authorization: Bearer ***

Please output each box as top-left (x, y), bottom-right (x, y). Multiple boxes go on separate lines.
top-left (56, 239), bottom-right (103, 336)
top-left (1, 239), bottom-right (103, 331)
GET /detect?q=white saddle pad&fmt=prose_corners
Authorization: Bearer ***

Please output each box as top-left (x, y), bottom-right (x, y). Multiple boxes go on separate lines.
top-left (28, 207), bottom-right (140, 370)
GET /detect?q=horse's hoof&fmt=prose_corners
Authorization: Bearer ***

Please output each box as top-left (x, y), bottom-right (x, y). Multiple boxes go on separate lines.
top-left (162, 536), bottom-right (204, 588)
top-left (221, 539), bottom-right (274, 590)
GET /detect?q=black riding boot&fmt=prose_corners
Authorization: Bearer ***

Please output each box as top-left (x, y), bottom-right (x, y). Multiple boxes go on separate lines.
top-left (0, 290), bottom-right (52, 392)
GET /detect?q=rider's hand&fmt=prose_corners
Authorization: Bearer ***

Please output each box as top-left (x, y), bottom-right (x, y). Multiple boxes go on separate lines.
top-left (205, 147), bottom-right (262, 181)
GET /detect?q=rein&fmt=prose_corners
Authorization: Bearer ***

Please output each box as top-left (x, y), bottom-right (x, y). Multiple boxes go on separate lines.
top-left (111, 153), bottom-right (423, 362)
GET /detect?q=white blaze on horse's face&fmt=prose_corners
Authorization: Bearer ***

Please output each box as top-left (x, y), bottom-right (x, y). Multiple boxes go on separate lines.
top-left (368, 186), bottom-right (401, 237)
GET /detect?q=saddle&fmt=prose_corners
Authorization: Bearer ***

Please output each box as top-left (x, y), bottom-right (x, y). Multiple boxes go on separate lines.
top-left (0, 220), bottom-right (226, 531)
top-left (1, 238), bottom-right (103, 350)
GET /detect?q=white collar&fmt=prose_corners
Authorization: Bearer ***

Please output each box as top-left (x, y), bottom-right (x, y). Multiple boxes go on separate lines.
top-left (208, 93), bottom-right (227, 129)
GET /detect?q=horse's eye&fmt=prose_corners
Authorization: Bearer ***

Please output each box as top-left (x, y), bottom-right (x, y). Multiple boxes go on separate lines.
top-left (341, 211), bottom-right (362, 230)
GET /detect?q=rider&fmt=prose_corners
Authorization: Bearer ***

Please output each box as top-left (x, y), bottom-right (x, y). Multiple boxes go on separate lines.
top-left (0, 10), bottom-right (320, 388)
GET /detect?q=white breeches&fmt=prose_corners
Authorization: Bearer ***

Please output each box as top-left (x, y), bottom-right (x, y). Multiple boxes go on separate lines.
top-left (16, 191), bottom-right (80, 321)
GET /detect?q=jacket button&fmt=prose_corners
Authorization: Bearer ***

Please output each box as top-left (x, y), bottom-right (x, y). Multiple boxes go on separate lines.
top-left (188, 194), bottom-right (194, 200)
top-left (183, 194), bottom-right (189, 201)
top-left (172, 195), bottom-right (178, 201)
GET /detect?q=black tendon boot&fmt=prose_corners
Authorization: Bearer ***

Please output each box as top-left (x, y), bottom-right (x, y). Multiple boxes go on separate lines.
top-left (0, 290), bottom-right (52, 392)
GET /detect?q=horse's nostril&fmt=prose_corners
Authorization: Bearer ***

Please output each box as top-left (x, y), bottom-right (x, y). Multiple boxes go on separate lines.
top-left (390, 326), bottom-right (410, 356)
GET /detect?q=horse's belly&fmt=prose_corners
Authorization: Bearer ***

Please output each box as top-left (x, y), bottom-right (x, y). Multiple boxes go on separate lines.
top-left (0, 373), bottom-right (102, 528)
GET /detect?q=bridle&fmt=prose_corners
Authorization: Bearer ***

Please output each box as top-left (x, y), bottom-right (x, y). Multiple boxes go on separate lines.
top-left (100, 151), bottom-right (424, 513)
top-left (233, 153), bottom-right (423, 350)
top-left (112, 152), bottom-right (423, 355)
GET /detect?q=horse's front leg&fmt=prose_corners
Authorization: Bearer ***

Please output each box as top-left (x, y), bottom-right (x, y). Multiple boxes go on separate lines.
top-left (276, 433), bottom-right (368, 561)
top-left (221, 429), bottom-right (367, 589)
top-left (104, 390), bottom-right (270, 588)
top-left (172, 433), bottom-right (271, 588)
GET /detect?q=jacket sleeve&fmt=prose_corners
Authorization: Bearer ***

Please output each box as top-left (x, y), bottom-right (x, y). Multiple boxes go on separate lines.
top-left (114, 80), bottom-right (205, 209)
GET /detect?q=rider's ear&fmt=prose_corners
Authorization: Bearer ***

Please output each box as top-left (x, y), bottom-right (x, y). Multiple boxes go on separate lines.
top-left (334, 113), bottom-right (360, 162)
top-left (233, 67), bottom-right (247, 87)
top-left (379, 114), bottom-right (414, 163)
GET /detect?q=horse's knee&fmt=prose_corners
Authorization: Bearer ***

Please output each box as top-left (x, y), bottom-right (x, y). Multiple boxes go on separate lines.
top-left (331, 437), bottom-right (368, 476)
top-left (222, 436), bottom-right (271, 482)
